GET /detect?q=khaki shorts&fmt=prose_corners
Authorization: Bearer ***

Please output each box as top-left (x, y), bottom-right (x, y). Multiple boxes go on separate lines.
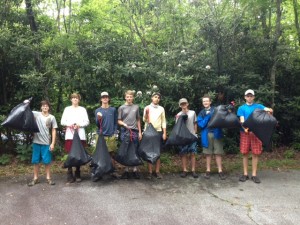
top-left (203, 132), bottom-right (224, 155)
top-left (95, 135), bottom-right (118, 153)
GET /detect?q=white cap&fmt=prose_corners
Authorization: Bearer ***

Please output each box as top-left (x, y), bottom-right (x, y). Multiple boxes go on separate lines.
top-left (178, 98), bottom-right (188, 106)
top-left (245, 89), bottom-right (255, 96)
top-left (101, 91), bottom-right (109, 97)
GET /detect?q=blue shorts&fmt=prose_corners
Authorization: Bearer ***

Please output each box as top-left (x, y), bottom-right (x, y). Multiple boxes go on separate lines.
top-left (32, 143), bottom-right (52, 164)
top-left (179, 141), bottom-right (198, 155)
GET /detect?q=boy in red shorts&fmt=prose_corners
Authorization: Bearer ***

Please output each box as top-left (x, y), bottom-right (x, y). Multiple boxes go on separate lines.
top-left (237, 89), bottom-right (273, 183)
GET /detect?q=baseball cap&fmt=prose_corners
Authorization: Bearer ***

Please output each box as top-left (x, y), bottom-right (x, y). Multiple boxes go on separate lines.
top-left (245, 89), bottom-right (255, 96)
top-left (152, 92), bottom-right (161, 98)
top-left (101, 91), bottom-right (109, 97)
top-left (178, 98), bottom-right (188, 106)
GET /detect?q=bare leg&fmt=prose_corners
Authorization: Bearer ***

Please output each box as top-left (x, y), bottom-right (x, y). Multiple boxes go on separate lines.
top-left (191, 154), bottom-right (196, 172)
top-left (215, 155), bottom-right (223, 173)
top-left (181, 154), bottom-right (187, 172)
top-left (252, 154), bottom-right (259, 176)
top-left (33, 164), bottom-right (39, 180)
top-left (242, 154), bottom-right (249, 175)
top-left (155, 159), bottom-right (161, 173)
top-left (45, 164), bottom-right (51, 179)
top-left (148, 162), bottom-right (153, 173)
top-left (206, 155), bottom-right (212, 172)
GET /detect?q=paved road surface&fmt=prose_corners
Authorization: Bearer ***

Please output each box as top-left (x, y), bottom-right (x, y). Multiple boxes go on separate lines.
top-left (0, 170), bottom-right (299, 225)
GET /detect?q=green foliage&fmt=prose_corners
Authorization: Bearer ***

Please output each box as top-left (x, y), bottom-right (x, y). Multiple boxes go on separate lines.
top-left (15, 145), bottom-right (32, 163)
top-left (283, 149), bottom-right (296, 159)
top-left (0, 154), bottom-right (13, 165)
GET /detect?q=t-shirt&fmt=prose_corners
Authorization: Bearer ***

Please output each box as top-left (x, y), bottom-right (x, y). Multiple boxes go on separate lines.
top-left (176, 110), bottom-right (197, 136)
top-left (237, 103), bottom-right (265, 120)
top-left (118, 104), bottom-right (140, 130)
top-left (143, 104), bottom-right (167, 132)
top-left (95, 106), bottom-right (117, 136)
top-left (33, 111), bottom-right (58, 145)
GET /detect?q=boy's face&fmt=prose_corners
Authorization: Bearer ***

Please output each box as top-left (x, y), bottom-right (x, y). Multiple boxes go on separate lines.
top-left (151, 95), bottom-right (160, 105)
top-left (202, 97), bottom-right (211, 108)
top-left (245, 94), bottom-right (255, 104)
top-left (71, 97), bottom-right (80, 106)
top-left (180, 102), bottom-right (188, 110)
top-left (125, 94), bottom-right (134, 104)
top-left (41, 104), bottom-right (49, 113)
top-left (101, 96), bottom-right (109, 104)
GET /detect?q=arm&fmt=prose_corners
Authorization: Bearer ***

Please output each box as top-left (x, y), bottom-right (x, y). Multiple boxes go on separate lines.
top-left (197, 113), bottom-right (211, 129)
top-left (161, 109), bottom-right (167, 140)
top-left (50, 128), bottom-right (56, 151)
top-left (137, 118), bottom-right (142, 140)
top-left (162, 127), bottom-right (167, 141)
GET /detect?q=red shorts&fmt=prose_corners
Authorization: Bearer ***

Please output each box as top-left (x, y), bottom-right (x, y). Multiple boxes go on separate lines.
top-left (64, 139), bottom-right (87, 153)
top-left (240, 132), bottom-right (262, 155)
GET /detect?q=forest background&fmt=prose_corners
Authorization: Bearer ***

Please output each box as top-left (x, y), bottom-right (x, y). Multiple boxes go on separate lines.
top-left (0, 0), bottom-right (300, 167)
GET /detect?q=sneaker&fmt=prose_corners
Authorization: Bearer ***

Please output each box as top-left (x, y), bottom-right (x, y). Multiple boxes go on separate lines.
top-left (154, 172), bottom-right (163, 179)
top-left (239, 175), bottom-right (249, 182)
top-left (180, 171), bottom-right (188, 178)
top-left (146, 173), bottom-right (153, 180)
top-left (132, 172), bottom-right (140, 179)
top-left (28, 179), bottom-right (39, 187)
top-left (204, 171), bottom-right (210, 179)
top-left (121, 171), bottom-right (130, 179)
top-left (47, 179), bottom-right (55, 185)
top-left (191, 171), bottom-right (199, 178)
top-left (218, 172), bottom-right (226, 180)
top-left (251, 176), bottom-right (261, 184)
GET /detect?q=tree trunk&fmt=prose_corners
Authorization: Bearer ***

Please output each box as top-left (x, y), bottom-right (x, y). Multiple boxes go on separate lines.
top-left (293, 0), bottom-right (300, 46)
top-left (270, 0), bottom-right (282, 108)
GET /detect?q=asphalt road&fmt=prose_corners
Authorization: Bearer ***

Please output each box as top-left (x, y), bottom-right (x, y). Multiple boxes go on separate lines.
top-left (0, 170), bottom-right (299, 225)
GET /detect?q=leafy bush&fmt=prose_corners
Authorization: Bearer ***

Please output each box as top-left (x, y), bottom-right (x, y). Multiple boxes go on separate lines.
top-left (16, 145), bottom-right (32, 163)
top-left (0, 154), bottom-right (13, 165)
top-left (283, 149), bottom-right (295, 159)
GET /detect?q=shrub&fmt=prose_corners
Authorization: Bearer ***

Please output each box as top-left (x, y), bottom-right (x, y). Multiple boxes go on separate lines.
top-left (16, 144), bottom-right (32, 163)
top-left (0, 154), bottom-right (13, 165)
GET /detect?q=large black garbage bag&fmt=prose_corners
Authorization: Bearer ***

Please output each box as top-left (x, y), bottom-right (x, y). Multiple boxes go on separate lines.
top-left (90, 134), bottom-right (114, 181)
top-left (207, 105), bottom-right (240, 129)
top-left (243, 109), bottom-right (277, 148)
top-left (165, 115), bottom-right (198, 146)
top-left (115, 130), bottom-right (143, 166)
top-left (138, 123), bottom-right (161, 164)
top-left (64, 130), bottom-right (92, 168)
top-left (1, 99), bottom-right (39, 132)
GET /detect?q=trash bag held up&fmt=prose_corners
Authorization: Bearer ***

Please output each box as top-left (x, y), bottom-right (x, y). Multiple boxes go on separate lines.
top-left (1, 98), bottom-right (39, 132)
top-left (243, 109), bottom-right (277, 148)
top-left (90, 134), bottom-right (114, 181)
top-left (207, 104), bottom-right (240, 129)
top-left (138, 123), bottom-right (161, 164)
top-left (63, 130), bottom-right (92, 168)
top-left (115, 129), bottom-right (143, 166)
top-left (165, 115), bottom-right (198, 146)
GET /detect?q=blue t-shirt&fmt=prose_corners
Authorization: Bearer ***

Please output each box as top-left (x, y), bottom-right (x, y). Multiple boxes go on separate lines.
top-left (95, 107), bottom-right (118, 136)
top-left (237, 103), bottom-right (265, 120)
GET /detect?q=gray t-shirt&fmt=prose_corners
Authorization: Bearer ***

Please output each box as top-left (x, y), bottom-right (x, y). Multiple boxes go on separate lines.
top-left (176, 110), bottom-right (197, 136)
top-left (118, 104), bottom-right (140, 130)
top-left (33, 111), bottom-right (58, 145)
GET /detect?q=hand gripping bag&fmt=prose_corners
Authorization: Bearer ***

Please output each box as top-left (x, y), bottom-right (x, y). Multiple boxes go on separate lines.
top-left (1, 99), bottom-right (39, 132)
top-left (165, 115), bottom-right (198, 146)
top-left (243, 109), bottom-right (277, 148)
top-left (207, 105), bottom-right (240, 129)
top-left (63, 130), bottom-right (92, 168)
top-left (90, 134), bottom-right (114, 181)
top-left (138, 123), bottom-right (161, 164)
top-left (115, 129), bottom-right (143, 166)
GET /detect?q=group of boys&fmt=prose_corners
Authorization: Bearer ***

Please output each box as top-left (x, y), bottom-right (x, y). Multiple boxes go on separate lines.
top-left (27, 89), bottom-right (272, 186)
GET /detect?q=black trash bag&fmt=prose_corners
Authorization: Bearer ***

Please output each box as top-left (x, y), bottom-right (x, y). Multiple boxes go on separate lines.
top-left (138, 123), bottom-right (161, 164)
top-left (165, 115), bottom-right (198, 146)
top-left (243, 109), bottom-right (277, 148)
top-left (1, 99), bottom-right (39, 132)
top-left (115, 130), bottom-right (143, 166)
top-left (207, 105), bottom-right (240, 129)
top-left (90, 134), bottom-right (114, 181)
top-left (63, 130), bottom-right (92, 168)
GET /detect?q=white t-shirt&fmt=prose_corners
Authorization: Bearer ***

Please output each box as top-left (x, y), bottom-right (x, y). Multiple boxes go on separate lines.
top-left (61, 106), bottom-right (90, 140)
